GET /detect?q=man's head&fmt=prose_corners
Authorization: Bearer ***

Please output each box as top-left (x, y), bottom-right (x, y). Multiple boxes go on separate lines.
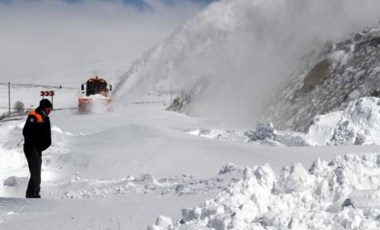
top-left (39, 99), bottom-right (53, 115)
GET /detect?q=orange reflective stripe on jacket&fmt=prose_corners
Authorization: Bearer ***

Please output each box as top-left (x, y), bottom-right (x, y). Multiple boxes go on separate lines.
top-left (29, 111), bottom-right (44, 123)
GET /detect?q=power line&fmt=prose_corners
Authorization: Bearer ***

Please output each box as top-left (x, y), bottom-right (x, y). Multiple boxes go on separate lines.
top-left (8, 82), bottom-right (10, 117)
top-left (0, 82), bottom-right (77, 90)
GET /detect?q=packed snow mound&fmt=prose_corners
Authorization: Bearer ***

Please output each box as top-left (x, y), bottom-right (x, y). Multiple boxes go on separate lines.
top-left (150, 153), bottom-right (380, 229)
top-left (330, 97), bottom-right (380, 145)
top-left (186, 129), bottom-right (244, 142)
top-left (184, 125), bottom-right (307, 146)
top-left (244, 97), bottom-right (380, 146)
top-left (307, 97), bottom-right (380, 145)
top-left (245, 123), bottom-right (307, 146)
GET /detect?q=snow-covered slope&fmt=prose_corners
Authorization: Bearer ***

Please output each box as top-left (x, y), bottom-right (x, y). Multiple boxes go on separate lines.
top-left (114, 0), bottom-right (380, 127)
top-left (1, 98), bottom-right (379, 229)
top-left (263, 25), bottom-right (380, 132)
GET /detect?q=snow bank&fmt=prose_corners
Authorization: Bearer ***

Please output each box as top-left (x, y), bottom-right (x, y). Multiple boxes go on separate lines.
top-left (150, 153), bottom-right (380, 229)
top-left (58, 165), bottom-right (245, 200)
top-left (187, 129), bottom-right (232, 141)
top-left (243, 97), bottom-right (380, 146)
top-left (307, 97), bottom-right (380, 145)
top-left (245, 123), bottom-right (307, 146)
top-left (186, 129), bottom-right (243, 142)
top-left (185, 125), bottom-right (307, 146)
top-left (184, 97), bottom-right (380, 147)
top-left (305, 111), bottom-right (343, 146)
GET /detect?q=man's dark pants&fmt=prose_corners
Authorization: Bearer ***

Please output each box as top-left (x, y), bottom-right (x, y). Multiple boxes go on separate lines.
top-left (24, 145), bottom-right (42, 197)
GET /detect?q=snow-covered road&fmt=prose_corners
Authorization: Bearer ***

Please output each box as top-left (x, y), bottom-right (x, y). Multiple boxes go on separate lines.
top-left (1, 102), bottom-right (380, 229)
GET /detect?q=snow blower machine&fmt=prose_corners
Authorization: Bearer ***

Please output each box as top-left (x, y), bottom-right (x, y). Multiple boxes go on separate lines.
top-left (78, 76), bottom-right (113, 113)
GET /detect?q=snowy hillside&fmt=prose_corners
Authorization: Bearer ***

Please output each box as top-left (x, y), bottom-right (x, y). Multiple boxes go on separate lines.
top-left (263, 24), bottom-right (380, 132)
top-left (114, 0), bottom-right (380, 128)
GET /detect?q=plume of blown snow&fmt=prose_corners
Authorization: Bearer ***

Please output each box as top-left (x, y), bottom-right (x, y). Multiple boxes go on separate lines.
top-left (114, 0), bottom-right (380, 125)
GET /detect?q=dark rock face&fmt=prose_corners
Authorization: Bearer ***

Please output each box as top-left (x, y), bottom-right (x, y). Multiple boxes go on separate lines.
top-left (302, 59), bottom-right (332, 92)
top-left (166, 95), bottom-right (190, 113)
top-left (262, 25), bottom-right (380, 132)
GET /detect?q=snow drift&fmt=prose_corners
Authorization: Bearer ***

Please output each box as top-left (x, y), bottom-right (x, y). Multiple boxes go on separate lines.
top-left (239, 97), bottom-right (380, 147)
top-left (114, 0), bottom-right (380, 127)
top-left (150, 153), bottom-right (380, 229)
top-left (306, 97), bottom-right (380, 146)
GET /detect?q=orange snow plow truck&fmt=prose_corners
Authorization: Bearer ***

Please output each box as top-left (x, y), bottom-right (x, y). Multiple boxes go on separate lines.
top-left (78, 76), bottom-right (113, 113)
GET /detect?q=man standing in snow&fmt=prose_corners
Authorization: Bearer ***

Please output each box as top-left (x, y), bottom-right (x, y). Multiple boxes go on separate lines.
top-left (22, 99), bottom-right (53, 198)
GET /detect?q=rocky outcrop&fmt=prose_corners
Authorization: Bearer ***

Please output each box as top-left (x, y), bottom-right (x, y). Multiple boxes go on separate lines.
top-left (262, 25), bottom-right (380, 132)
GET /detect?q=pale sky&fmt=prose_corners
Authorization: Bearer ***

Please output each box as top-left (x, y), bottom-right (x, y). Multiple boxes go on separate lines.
top-left (0, 0), bottom-right (212, 86)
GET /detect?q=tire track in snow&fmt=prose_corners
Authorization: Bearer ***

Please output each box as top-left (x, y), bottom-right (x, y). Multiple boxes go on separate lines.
top-left (49, 163), bottom-right (246, 200)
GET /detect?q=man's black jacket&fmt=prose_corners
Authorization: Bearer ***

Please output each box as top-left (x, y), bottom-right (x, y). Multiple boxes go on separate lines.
top-left (23, 107), bottom-right (52, 152)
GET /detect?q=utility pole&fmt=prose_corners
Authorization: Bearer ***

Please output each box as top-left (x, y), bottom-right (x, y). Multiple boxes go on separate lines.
top-left (8, 82), bottom-right (11, 117)
top-left (170, 85), bottom-right (172, 102)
